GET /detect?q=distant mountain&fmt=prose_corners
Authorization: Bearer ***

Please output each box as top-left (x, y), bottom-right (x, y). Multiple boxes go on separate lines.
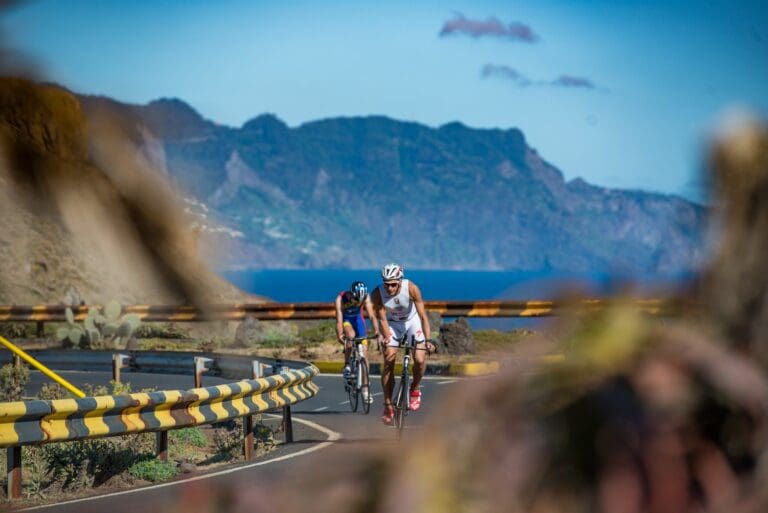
top-left (78, 95), bottom-right (707, 273)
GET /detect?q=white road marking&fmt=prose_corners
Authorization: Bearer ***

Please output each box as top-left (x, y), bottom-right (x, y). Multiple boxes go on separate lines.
top-left (21, 414), bottom-right (341, 512)
top-left (437, 379), bottom-right (458, 385)
top-left (312, 406), bottom-right (328, 412)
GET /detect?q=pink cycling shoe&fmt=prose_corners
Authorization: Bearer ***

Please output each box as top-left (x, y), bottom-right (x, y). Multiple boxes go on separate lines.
top-left (381, 404), bottom-right (394, 425)
top-left (409, 388), bottom-right (422, 411)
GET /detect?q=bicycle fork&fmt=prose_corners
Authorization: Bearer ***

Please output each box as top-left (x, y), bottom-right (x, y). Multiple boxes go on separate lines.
top-left (356, 342), bottom-right (365, 389)
top-left (402, 353), bottom-right (411, 411)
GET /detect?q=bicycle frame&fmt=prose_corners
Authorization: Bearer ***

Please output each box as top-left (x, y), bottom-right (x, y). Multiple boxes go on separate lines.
top-left (344, 336), bottom-right (373, 413)
top-left (391, 334), bottom-right (420, 433)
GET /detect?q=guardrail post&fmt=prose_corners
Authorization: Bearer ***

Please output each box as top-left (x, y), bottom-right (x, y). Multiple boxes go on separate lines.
top-left (6, 446), bottom-right (21, 500)
top-left (252, 361), bottom-right (263, 380)
top-left (156, 432), bottom-right (168, 462)
top-left (282, 406), bottom-right (294, 443)
top-left (272, 360), bottom-right (293, 443)
top-left (243, 415), bottom-right (254, 460)
top-left (194, 356), bottom-right (213, 388)
top-left (36, 321), bottom-right (44, 338)
top-left (243, 361), bottom-right (264, 460)
top-left (112, 353), bottom-right (131, 383)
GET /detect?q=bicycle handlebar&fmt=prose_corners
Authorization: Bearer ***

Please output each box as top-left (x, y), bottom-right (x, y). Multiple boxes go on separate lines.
top-left (342, 335), bottom-right (378, 343)
top-left (386, 336), bottom-right (438, 354)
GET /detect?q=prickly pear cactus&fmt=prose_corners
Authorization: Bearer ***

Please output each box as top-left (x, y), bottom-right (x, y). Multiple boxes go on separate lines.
top-left (56, 301), bottom-right (141, 349)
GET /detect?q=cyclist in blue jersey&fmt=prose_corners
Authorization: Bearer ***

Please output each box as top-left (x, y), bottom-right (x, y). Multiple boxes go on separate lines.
top-left (335, 281), bottom-right (380, 403)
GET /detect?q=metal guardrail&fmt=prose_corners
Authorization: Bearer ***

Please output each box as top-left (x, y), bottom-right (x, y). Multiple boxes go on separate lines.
top-left (0, 350), bottom-right (319, 499)
top-left (0, 298), bottom-right (683, 323)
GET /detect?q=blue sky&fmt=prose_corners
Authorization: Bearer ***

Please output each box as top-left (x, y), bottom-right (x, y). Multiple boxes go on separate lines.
top-left (4, 0), bottom-right (767, 202)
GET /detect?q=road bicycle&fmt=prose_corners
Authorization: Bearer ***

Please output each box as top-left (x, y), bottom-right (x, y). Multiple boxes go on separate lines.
top-left (343, 335), bottom-right (376, 414)
top-left (390, 334), bottom-right (437, 434)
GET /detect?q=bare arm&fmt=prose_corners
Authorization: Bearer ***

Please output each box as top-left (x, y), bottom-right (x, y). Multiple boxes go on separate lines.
top-left (371, 287), bottom-right (390, 348)
top-left (409, 281), bottom-right (431, 341)
top-left (334, 295), bottom-right (345, 342)
top-left (364, 295), bottom-right (380, 337)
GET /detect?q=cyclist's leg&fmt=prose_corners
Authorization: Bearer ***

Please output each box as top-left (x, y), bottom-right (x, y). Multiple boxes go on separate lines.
top-left (341, 320), bottom-right (355, 361)
top-left (406, 317), bottom-right (427, 391)
top-left (381, 324), bottom-right (402, 422)
top-left (351, 316), bottom-right (368, 385)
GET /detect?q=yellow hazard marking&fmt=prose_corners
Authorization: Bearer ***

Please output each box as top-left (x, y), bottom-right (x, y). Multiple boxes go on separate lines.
top-left (467, 305), bottom-right (501, 317)
top-left (121, 393), bottom-right (152, 433)
top-left (207, 386), bottom-right (232, 421)
top-left (168, 313), bottom-right (198, 321)
top-left (0, 401), bottom-right (29, 446)
top-left (153, 390), bottom-right (183, 429)
top-left (41, 399), bottom-right (79, 442)
top-left (82, 396), bottom-right (117, 437)
top-left (448, 362), bottom-right (500, 376)
top-left (519, 300), bottom-right (554, 317)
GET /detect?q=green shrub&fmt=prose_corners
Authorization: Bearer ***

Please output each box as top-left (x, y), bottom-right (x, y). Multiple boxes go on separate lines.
top-left (134, 323), bottom-right (188, 339)
top-left (474, 329), bottom-right (535, 352)
top-left (0, 363), bottom-right (29, 402)
top-left (43, 433), bottom-right (156, 489)
top-left (197, 338), bottom-right (219, 352)
top-left (0, 323), bottom-right (30, 339)
top-left (252, 418), bottom-right (277, 456)
top-left (170, 427), bottom-right (207, 448)
top-left (127, 458), bottom-right (179, 482)
top-left (259, 323), bottom-right (299, 348)
top-left (37, 382), bottom-right (67, 400)
top-left (80, 380), bottom-right (152, 398)
top-left (212, 419), bottom-right (242, 459)
top-left (298, 320), bottom-right (336, 345)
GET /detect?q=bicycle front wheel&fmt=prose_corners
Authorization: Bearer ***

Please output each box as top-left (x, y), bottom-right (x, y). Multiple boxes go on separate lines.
top-left (394, 371), bottom-right (409, 433)
top-left (360, 359), bottom-right (371, 414)
top-left (348, 362), bottom-right (359, 412)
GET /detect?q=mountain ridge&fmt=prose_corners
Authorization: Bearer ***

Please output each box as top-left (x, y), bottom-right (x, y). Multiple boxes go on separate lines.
top-left (76, 94), bottom-right (707, 273)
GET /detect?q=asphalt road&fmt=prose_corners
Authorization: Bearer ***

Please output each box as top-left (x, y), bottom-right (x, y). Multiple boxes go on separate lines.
top-left (20, 369), bottom-right (460, 512)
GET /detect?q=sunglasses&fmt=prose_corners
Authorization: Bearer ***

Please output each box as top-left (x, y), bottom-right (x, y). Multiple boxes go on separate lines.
top-left (383, 281), bottom-right (400, 288)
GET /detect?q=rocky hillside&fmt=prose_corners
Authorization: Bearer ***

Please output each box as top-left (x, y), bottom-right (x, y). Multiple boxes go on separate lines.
top-left (0, 78), bottom-right (252, 305)
top-left (74, 95), bottom-right (708, 273)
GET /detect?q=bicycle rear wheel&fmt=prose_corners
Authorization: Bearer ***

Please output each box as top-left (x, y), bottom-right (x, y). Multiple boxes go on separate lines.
top-left (360, 359), bottom-right (371, 414)
top-left (393, 371), bottom-right (409, 433)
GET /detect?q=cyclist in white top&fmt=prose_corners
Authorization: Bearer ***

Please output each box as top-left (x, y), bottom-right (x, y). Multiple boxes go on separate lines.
top-left (371, 263), bottom-right (432, 425)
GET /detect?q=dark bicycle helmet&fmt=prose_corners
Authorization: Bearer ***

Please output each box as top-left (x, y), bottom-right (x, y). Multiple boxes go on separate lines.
top-left (350, 281), bottom-right (368, 302)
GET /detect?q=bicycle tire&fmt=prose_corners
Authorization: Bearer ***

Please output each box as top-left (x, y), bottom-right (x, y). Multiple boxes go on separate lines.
top-left (360, 359), bottom-right (371, 414)
top-left (348, 361), bottom-right (359, 412)
top-left (394, 371), bottom-right (409, 432)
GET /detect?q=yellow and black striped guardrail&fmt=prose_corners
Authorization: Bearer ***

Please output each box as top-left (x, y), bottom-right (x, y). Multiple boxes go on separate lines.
top-left (0, 298), bottom-right (686, 323)
top-left (0, 366), bottom-right (316, 447)
top-left (0, 350), bottom-right (318, 499)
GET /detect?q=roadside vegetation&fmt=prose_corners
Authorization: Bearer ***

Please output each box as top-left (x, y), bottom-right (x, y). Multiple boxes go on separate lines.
top-left (0, 365), bottom-right (279, 503)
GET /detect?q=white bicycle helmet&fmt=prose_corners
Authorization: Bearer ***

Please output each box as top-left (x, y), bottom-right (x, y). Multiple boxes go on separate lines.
top-left (381, 263), bottom-right (404, 281)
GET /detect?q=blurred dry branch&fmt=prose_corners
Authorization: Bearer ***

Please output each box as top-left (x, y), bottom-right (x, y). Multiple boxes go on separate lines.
top-left (702, 117), bottom-right (768, 366)
top-left (0, 77), bottom-right (249, 305)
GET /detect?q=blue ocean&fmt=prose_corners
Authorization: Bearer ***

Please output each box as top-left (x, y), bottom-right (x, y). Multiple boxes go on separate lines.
top-left (221, 269), bottom-right (693, 330)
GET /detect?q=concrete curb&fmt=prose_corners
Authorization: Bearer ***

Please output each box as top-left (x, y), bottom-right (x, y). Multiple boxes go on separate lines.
top-left (311, 360), bottom-right (500, 377)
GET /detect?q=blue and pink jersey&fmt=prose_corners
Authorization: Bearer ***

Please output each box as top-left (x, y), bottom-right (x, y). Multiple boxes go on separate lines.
top-left (339, 291), bottom-right (366, 337)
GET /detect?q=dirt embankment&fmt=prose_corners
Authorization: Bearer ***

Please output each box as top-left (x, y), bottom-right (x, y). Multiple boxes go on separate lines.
top-left (0, 78), bottom-right (254, 306)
